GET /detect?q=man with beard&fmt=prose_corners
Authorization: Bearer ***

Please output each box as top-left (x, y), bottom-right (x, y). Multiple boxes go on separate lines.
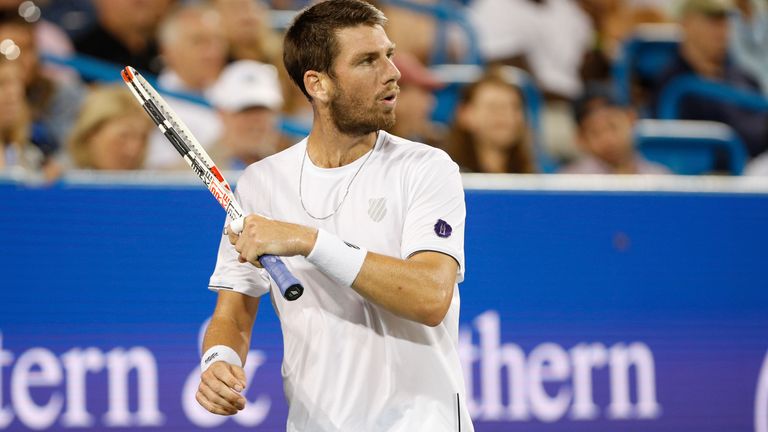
top-left (195, 1), bottom-right (473, 431)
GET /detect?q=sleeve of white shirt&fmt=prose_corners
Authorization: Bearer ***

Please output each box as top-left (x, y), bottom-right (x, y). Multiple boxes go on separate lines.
top-left (208, 171), bottom-right (272, 297)
top-left (400, 150), bottom-right (466, 283)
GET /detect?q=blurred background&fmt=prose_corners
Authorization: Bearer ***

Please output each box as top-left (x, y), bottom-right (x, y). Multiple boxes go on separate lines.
top-left (1, 0), bottom-right (768, 431)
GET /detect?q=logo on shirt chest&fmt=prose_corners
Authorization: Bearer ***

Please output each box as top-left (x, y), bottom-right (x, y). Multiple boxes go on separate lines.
top-left (368, 197), bottom-right (387, 222)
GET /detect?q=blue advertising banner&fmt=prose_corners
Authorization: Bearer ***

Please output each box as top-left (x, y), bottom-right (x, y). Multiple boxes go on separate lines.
top-left (1, 176), bottom-right (767, 431)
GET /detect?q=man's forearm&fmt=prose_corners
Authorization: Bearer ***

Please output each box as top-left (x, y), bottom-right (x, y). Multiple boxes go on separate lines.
top-left (229, 217), bottom-right (458, 326)
top-left (351, 251), bottom-right (457, 327)
top-left (203, 315), bottom-right (253, 363)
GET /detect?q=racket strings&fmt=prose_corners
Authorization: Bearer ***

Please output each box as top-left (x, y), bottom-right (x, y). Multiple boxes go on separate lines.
top-left (133, 78), bottom-right (206, 167)
top-left (130, 72), bottom-right (243, 220)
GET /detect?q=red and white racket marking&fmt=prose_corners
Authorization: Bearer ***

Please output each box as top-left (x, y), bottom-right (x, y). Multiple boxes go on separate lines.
top-left (121, 66), bottom-right (303, 301)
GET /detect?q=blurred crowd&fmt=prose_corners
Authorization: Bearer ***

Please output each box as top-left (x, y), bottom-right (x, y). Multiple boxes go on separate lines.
top-left (1, 0), bottom-right (767, 180)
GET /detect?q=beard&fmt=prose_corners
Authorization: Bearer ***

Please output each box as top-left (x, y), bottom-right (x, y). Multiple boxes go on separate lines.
top-left (329, 81), bottom-right (396, 136)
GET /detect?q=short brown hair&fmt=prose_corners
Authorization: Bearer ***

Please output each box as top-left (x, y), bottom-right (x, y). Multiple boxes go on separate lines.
top-left (283, 0), bottom-right (386, 100)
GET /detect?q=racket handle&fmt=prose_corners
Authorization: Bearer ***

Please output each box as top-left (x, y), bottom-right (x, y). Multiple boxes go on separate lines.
top-left (228, 216), bottom-right (304, 301)
top-left (259, 255), bottom-right (304, 301)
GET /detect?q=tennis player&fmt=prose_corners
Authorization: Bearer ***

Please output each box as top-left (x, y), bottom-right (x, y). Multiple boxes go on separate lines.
top-left (197, 1), bottom-right (473, 430)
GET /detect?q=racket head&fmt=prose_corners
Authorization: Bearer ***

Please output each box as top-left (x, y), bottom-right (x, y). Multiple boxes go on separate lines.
top-left (121, 66), bottom-right (233, 190)
top-left (121, 66), bottom-right (304, 301)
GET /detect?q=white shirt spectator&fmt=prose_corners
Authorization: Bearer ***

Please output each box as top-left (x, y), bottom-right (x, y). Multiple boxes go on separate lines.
top-left (560, 154), bottom-right (671, 175)
top-left (467, 0), bottom-right (592, 98)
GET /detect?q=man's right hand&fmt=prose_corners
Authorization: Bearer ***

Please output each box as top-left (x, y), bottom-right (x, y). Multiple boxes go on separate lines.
top-left (196, 362), bottom-right (247, 415)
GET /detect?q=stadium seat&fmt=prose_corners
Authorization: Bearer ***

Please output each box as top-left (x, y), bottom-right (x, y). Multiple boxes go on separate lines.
top-left (634, 119), bottom-right (748, 175)
top-left (613, 24), bottom-right (681, 106)
top-left (655, 74), bottom-right (768, 119)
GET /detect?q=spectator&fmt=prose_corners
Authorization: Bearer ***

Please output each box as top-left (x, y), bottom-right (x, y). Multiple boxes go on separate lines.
top-left (145, 3), bottom-right (227, 169)
top-left (467, 0), bottom-right (593, 162)
top-left (206, 60), bottom-right (285, 169)
top-left (379, 0), bottom-right (465, 65)
top-left (387, 52), bottom-right (445, 148)
top-left (579, 0), bottom-right (670, 84)
top-left (651, 0), bottom-right (768, 157)
top-left (157, 3), bottom-right (226, 92)
top-left (0, 10), bottom-right (84, 155)
top-left (212, 0), bottom-right (281, 66)
top-left (0, 56), bottom-right (33, 169)
top-left (0, 0), bottom-right (80, 82)
top-left (446, 68), bottom-right (536, 173)
top-left (73, 0), bottom-right (174, 75)
top-left (67, 85), bottom-right (152, 170)
top-left (730, 0), bottom-right (768, 95)
top-left (0, 56), bottom-right (59, 179)
top-left (210, 0), bottom-right (306, 131)
top-left (468, 0), bottom-right (592, 100)
top-left (561, 84), bottom-right (670, 174)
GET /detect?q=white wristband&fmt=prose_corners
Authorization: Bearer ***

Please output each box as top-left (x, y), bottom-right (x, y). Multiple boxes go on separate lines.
top-left (306, 229), bottom-right (368, 287)
top-left (201, 345), bottom-right (242, 373)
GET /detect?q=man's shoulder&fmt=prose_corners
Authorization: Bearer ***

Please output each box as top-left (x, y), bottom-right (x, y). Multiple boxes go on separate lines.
top-left (379, 131), bottom-right (455, 168)
top-left (240, 140), bottom-right (304, 180)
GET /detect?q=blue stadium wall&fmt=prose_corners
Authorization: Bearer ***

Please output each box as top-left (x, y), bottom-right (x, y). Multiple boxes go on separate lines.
top-left (1, 176), bottom-right (767, 431)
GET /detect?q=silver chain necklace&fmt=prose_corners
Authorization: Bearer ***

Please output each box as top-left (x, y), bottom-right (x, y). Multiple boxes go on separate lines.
top-left (298, 136), bottom-right (377, 220)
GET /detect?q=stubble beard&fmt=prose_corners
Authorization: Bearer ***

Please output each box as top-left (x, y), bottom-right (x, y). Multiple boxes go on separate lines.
top-left (329, 85), bottom-right (396, 136)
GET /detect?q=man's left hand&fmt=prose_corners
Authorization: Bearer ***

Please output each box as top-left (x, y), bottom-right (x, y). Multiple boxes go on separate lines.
top-left (227, 214), bottom-right (317, 267)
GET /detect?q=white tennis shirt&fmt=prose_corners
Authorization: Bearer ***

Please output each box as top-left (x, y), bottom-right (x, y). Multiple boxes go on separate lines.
top-left (209, 131), bottom-right (474, 432)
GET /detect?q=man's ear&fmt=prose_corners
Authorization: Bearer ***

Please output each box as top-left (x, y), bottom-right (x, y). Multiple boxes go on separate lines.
top-left (304, 70), bottom-right (332, 103)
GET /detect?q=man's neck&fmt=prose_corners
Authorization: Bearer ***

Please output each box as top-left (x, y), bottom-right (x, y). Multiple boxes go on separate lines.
top-left (307, 114), bottom-right (377, 168)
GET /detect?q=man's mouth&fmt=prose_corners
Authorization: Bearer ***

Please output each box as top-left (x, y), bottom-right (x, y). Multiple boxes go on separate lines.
top-left (379, 88), bottom-right (399, 105)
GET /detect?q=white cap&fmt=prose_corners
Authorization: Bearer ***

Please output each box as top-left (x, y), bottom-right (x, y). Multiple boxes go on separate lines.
top-left (207, 60), bottom-right (283, 112)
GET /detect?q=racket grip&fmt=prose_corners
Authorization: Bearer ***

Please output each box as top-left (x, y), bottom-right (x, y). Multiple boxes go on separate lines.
top-left (228, 216), bottom-right (303, 301)
top-left (259, 255), bottom-right (304, 301)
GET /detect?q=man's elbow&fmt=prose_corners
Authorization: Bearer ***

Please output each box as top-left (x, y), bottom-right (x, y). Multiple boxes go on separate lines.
top-left (418, 284), bottom-right (453, 327)
top-left (421, 311), bottom-right (447, 327)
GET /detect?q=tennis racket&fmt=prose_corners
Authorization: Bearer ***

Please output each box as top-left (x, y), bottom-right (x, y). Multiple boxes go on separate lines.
top-left (121, 66), bottom-right (303, 301)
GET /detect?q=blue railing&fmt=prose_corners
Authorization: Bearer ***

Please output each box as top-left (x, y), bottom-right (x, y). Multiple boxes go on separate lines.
top-left (612, 24), bottom-right (681, 106)
top-left (657, 74), bottom-right (768, 119)
top-left (634, 119), bottom-right (748, 175)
